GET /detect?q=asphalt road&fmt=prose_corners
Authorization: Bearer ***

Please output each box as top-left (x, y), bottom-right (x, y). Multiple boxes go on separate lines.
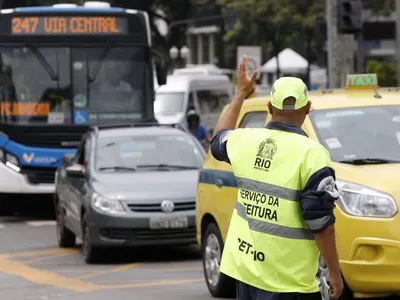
top-left (0, 207), bottom-right (214, 300)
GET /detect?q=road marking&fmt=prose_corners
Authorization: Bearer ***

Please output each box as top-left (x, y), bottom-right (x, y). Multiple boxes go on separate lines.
top-left (25, 221), bottom-right (56, 227)
top-left (102, 278), bottom-right (204, 289)
top-left (23, 251), bottom-right (79, 264)
top-left (0, 248), bottom-right (204, 291)
top-left (0, 223), bottom-right (5, 229)
top-left (2, 248), bottom-right (78, 259)
top-left (78, 263), bottom-right (141, 279)
top-left (157, 266), bottom-right (202, 272)
top-left (0, 256), bottom-right (103, 291)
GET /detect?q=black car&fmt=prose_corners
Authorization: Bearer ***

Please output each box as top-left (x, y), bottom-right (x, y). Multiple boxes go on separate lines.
top-left (54, 123), bottom-right (206, 263)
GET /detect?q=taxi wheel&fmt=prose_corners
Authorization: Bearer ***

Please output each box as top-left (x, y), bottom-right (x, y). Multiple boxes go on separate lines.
top-left (81, 213), bottom-right (101, 264)
top-left (202, 223), bottom-right (236, 298)
top-left (56, 203), bottom-right (76, 248)
top-left (317, 256), bottom-right (353, 300)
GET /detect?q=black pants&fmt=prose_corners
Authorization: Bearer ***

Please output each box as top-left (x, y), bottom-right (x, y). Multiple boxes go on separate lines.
top-left (236, 281), bottom-right (323, 300)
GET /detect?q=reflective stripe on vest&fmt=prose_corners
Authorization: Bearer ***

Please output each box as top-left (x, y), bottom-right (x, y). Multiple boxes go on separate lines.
top-left (220, 128), bottom-right (332, 293)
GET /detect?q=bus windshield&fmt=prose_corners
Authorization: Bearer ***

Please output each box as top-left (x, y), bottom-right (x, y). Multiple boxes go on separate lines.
top-left (0, 45), bottom-right (150, 125)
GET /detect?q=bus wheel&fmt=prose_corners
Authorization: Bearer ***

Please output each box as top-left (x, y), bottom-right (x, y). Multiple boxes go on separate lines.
top-left (202, 222), bottom-right (236, 298)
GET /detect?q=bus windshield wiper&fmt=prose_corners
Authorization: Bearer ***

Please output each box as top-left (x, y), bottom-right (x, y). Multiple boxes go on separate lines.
top-left (99, 166), bottom-right (137, 171)
top-left (27, 44), bottom-right (59, 81)
top-left (338, 158), bottom-right (400, 165)
top-left (89, 41), bottom-right (110, 82)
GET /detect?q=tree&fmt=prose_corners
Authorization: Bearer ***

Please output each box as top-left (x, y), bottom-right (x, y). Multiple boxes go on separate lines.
top-left (363, 0), bottom-right (394, 15)
top-left (109, 0), bottom-right (192, 64)
top-left (219, 0), bottom-right (325, 81)
top-left (367, 59), bottom-right (397, 86)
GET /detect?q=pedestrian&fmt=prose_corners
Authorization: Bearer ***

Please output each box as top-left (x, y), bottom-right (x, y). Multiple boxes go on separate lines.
top-left (210, 56), bottom-right (344, 300)
top-left (186, 110), bottom-right (211, 145)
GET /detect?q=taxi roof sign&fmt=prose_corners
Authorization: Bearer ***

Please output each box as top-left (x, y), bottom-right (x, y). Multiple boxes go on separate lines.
top-left (346, 73), bottom-right (378, 90)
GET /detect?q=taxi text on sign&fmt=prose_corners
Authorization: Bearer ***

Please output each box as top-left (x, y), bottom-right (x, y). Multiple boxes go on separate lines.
top-left (345, 73), bottom-right (378, 90)
top-left (11, 16), bottom-right (128, 35)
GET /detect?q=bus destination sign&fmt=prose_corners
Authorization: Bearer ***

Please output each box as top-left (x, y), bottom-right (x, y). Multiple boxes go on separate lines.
top-left (11, 16), bottom-right (128, 35)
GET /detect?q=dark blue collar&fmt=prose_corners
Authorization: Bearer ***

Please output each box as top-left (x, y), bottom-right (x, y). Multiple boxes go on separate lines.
top-left (265, 121), bottom-right (308, 137)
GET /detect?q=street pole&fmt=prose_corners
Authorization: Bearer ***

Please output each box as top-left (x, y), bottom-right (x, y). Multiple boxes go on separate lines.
top-left (326, 0), bottom-right (334, 88)
top-left (396, 0), bottom-right (400, 85)
top-left (326, 0), bottom-right (355, 88)
top-left (355, 31), bottom-right (364, 73)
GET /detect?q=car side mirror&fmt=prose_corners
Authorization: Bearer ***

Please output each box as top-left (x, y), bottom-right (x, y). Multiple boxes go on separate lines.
top-left (65, 164), bottom-right (85, 178)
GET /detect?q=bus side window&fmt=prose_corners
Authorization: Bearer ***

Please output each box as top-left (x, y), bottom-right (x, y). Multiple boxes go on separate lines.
top-left (197, 90), bottom-right (230, 114)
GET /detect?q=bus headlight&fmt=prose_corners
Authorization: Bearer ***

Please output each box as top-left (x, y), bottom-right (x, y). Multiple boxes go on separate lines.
top-left (91, 193), bottom-right (126, 215)
top-left (0, 149), bottom-right (20, 172)
top-left (336, 180), bottom-right (398, 218)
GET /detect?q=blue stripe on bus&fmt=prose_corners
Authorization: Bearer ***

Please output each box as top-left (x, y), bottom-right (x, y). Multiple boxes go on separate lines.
top-left (0, 135), bottom-right (76, 168)
top-left (15, 7), bottom-right (124, 13)
top-left (199, 168), bottom-right (238, 188)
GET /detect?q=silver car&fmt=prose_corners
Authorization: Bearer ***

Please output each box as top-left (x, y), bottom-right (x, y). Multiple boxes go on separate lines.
top-left (54, 124), bottom-right (206, 263)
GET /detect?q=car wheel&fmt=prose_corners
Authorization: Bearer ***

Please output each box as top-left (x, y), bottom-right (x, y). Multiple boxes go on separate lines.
top-left (317, 256), bottom-right (353, 300)
top-left (81, 213), bottom-right (101, 264)
top-left (202, 222), bottom-right (236, 298)
top-left (56, 203), bottom-right (76, 248)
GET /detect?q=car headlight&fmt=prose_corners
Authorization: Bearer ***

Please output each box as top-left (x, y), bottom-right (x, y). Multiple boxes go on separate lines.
top-left (0, 149), bottom-right (20, 172)
top-left (336, 180), bottom-right (398, 218)
top-left (91, 193), bottom-right (126, 215)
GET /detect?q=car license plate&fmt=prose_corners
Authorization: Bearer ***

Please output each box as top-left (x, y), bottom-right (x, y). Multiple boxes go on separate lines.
top-left (149, 216), bottom-right (188, 230)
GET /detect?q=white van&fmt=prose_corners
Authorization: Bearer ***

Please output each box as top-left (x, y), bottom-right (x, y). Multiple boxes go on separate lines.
top-left (154, 74), bottom-right (233, 131)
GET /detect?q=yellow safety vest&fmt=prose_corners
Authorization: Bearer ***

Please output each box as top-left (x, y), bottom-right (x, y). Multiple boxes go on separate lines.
top-left (221, 127), bottom-right (333, 293)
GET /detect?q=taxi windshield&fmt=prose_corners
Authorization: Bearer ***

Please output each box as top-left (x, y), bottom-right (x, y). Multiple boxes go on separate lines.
top-left (310, 106), bottom-right (400, 162)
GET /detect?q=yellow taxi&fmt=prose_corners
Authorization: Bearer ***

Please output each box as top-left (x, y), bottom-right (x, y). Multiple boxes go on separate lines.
top-left (196, 74), bottom-right (400, 299)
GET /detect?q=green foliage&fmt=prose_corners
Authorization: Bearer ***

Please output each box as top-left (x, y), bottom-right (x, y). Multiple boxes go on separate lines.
top-left (219, 0), bottom-right (325, 71)
top-left (366, 59), bottom-right (398, 87)
top-left (363, 0), bottom-right (394, 15)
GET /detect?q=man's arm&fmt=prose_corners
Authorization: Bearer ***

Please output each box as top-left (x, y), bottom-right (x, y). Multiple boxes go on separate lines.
top-left (210, 129), bottom-right (232, 163)
top-left (213, 56), bottom-right (258, 135)
top-left (300, 148), bottom-right (341, 278)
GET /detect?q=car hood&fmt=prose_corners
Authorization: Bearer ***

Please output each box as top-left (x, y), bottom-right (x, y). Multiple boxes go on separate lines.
top-left (334, 162), bottom-right (400, 202)
top-left (91, 169), bottom-right (199, 201)
top-left (155, 112), bottom-right (184, 125)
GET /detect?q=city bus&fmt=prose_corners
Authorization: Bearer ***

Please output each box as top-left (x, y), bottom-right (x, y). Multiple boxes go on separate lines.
top-left (0, 2), bottom-right (167, 214)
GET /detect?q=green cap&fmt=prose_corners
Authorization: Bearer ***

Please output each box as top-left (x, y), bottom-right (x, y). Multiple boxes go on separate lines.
top-left (270, 77), bottom-right (308, 110)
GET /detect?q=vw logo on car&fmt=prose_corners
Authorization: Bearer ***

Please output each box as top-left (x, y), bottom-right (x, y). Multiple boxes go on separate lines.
top-left (160, 200), bottom-right (174, 213)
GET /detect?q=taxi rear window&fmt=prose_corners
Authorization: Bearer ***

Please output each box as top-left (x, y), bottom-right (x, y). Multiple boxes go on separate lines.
top-left (310, 105), bottom-right (400, 162)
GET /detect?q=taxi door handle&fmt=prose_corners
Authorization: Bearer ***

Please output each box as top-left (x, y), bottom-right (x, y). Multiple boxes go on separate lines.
top-left (215, 179), bottom-right (223, 188)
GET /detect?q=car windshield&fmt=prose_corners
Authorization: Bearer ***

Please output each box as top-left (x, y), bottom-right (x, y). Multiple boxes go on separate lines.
top-left (0, 45), bottom-right (150, 125)
top-left (310, 106), bottom-right (400, 162)
top-left (96, 134), bottom-right (203, 171)
top-left (154, 92), bottom-right (185, 114)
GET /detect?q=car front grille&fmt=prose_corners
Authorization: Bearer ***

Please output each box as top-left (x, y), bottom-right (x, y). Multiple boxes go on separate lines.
top-left (21, 167), bottom-right (56, 184)
top-left (127, 201), bottom-right (195, 213)
top-left (99, 227), bottom-right (196, 241)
